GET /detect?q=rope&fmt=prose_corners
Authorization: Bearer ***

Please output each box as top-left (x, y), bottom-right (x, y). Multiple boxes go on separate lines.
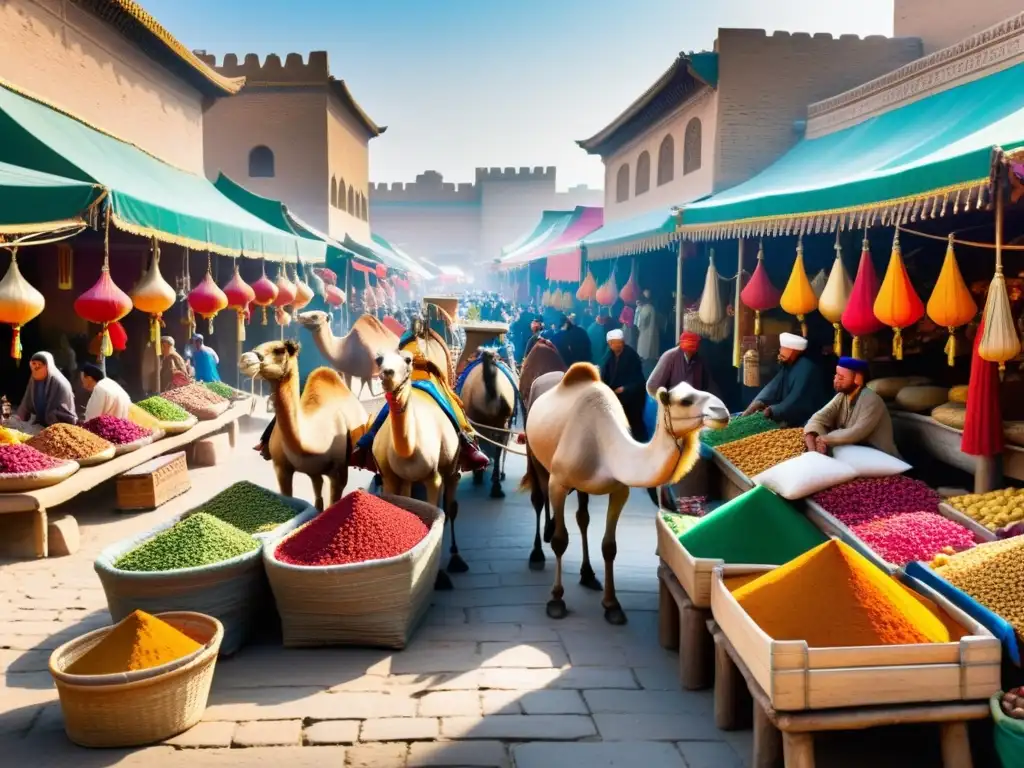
top-left (473, 428), bottom-right (528, 456)
top-left (898, 223), bottom-right (1024, 250)
top-left (467, 417), bottom-right (522, 435)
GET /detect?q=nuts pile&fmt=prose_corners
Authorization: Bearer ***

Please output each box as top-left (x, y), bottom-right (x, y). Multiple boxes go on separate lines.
top-left (28, 424), bottom-right (112, 461)
top-left (716, 428), bottom-right (806, 478)
top-left (1001, 688), bottom-right (1024, 719)
top-left (161, 383), bottom-right (228, 417)
top-left (946, 488), bottom-right (1024, 532)
top-left (932, 536), bottom-right (1024, 634)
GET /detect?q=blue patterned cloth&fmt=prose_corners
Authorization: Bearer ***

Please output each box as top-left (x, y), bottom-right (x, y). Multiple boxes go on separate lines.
top-left (356, 380), bottom-right (461, 450)
top-left (455, 355), bottom-right (521, 424)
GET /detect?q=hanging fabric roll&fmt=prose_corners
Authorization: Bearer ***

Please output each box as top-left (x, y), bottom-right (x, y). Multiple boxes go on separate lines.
top-left (841, 234), bottom-right (885, 359)
top-left (873, 228), bottom-right (924, 360)
top-left (926, 234), bottom-right (977, 366)
top-left (818, 233), bottom-right (852, 356)
top-left (698, 249), bottom-right (725, 326)
top-left (739, 241), bottom-right (780, 335)
top-left (779, 235), bottom-right (817, 337)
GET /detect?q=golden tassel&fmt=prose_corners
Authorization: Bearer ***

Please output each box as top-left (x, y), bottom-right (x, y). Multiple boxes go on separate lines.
top-left (100, 323), bottom-right (113, 358)
top-left (833, 323), bottom-right (842, 356)
top-left (149, 315), bottom-right (160, 344)
top-left (754, 310), bottom-right (761, 336)
top-left (798, 315), bottom-right (807, 338)
top-left (852, 336), bottom-right (862, 359)
top-left (261, 306), bottom-right (268, 326)
top-left (892, 327), bottom-right (903, 360)
top-left (11, 324), bottom-right (22, 362)
top-left (945, 329), bottom-right (956, 367)
top-left (237, 309), bottom-right (246, 342)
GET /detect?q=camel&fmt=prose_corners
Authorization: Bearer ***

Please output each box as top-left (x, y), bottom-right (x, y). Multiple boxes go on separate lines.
top-left (523, 363), bottom-right (728, 625)
top-left (373, 349), bottom-right (466, 575)
top-left (297, 311), bottom-right (397, 397)
top-left (239, 339), bottom-right (368, 512)
top-left (459, 349), bottom-right (517, 499)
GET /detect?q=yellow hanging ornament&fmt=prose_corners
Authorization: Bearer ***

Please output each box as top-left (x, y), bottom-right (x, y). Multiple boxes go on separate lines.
top-left (698, 250), bottom-right (725, 325)
top-left (925, 234), bottom-right (977, 366)
top-left (779, 235), bottom-right (818, 337)
top-left (818, 233), bottom-right (852, 356)
top-left (873, 228), bottom-right (924, 361)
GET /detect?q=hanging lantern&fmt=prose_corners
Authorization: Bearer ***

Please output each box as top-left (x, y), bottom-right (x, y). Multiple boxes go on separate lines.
top-left (223, 262), bottom-right (255, 342)
top-left (926, 235), bottom-right (978, 366)
top-left (325, 284), bottom-right (345, 307)
top-left (275, 306), bottom-right (292, 326)
top-left (309, 269), bottom-right (327, 300)
top-left (978, 274), bottom-right (1020, 372)
top-left (0, 249), bottom-right (44, 361)
top-left (780, 236), bottom-right (818, 337)
top-left (576, 270), bottom-right (597, 302)
top-left (873, 229), bottom-right (924, 360)
top-left (810, 269), bottom-right (828, 298)
top-left (273, 265), bottom-right (297, 315)
top-left (187, 255), bottom-right (229, 335)
top-left (541, 288), bottom-right (552, 307)
top-left (841, 236), bottom-right (886, 359)
top-left (561, 287), bottom-right (574, 311)
top-left (291, 266), bottom-right (314, 312)
top-left (131, 240), bottom-right (176, 347)
top-left (819, 235), bottom-right (852, 356)
top-left (698, 250), bottom-right (724, 325)
top-left (595, 270), bottom-right (618, 306)
top-left (375, 264), bottom-right (387, 280)
top-left (57, 244), bottom-right (73, 290)
top-left (619, 261), bottom-right (640, 304)
top-left (75, 261), bottom-right (132, 359)
top-left (251, 262), bottom-right (278, 326)
top-left (740, 241), bottom-right (780, 335)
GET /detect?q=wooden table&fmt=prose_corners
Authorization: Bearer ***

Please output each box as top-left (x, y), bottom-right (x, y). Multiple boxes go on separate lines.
top-left (0, 401), bottom-right (249, 558)
top-left (708, 619), bottom-right (988, 768)
top-left (709, 450), bottom-right (753, 500)
top-left (658, 563), bottom-right (714, 690)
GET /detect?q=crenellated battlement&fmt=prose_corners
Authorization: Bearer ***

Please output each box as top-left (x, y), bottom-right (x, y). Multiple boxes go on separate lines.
top-left (716, 29), bottom-right (891, 43)
top-left (370, 168), bottom-right (563, 204)
top-left (475, 166), bottom-right (556, 182)
top-left (193, 50), bottom-right (330, 84)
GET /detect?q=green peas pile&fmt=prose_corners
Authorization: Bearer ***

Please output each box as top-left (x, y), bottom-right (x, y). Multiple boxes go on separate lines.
top-left (135, 396), bottom-right (190, 422)
top-left (193, 481), bottom-right (299, 534)
top-left (114, 513), bottom-right (258, 572)
top-left (700, 412), bottom-right (778, 448)
top-left (203, 382), bottom-right (238, 400)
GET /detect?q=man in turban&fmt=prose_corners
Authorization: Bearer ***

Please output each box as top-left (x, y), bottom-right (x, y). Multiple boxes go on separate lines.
top-left (521, 319), bottom-right (545, 362)
top-left (600, 329), bottom-right (648, 441)
top-left (646, 331), bottom-right (719, 400)
top-left (805, 356), bottom-right (899, 456)
top-left (743, 332), bottom-right (827, 426)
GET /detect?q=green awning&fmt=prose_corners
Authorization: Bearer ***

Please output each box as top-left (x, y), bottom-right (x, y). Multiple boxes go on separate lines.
top-left (282, 210), bottom-right (375, 267)
top-left (0, 161), bottom-right (101, 233)
top-left (0, 83), bottom-right (318, 261)
top-left (498, 211), bottom-right (575, 267)
top-left (372, 233), bottom-right (434, 279)
top-left (499, 210), bottom-right (577, 268)
top-left (680, 60), bottom-right (1024, 240)
top-left (581, 207), bottom-right (678, 260)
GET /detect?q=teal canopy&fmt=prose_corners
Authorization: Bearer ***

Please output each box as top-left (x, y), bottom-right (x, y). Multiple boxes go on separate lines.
top-left (680, 60), bottom-right (1024, 239)
top-left (372, 233), bottom-right (434, 279)
top-left (0, 161), bottom-right (101, 233)
top-left (581, 207), bottom-right (678, 260)
top-left (498, 211), bottom-right (574, 267)
top-left (0, 83), bottom-right (319, 261)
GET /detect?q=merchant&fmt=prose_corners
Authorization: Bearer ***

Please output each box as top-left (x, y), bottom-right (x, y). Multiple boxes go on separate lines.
top-left (15, 351), bottom-right (77, 427)
top-left (81, 362), bottom-right (130, 421)
top-left (521, 319), bottom-right (545, 362)
top-left (188, 333), bottom-right (221, 384)
top-left (804, 356), bottom-right (899, 457)
top-left (742, 332), bottom-right (827, 426)
top-left (159, 336), bottom-right (190, 391)
top-left (646, 331), bottom-right (720, 400)
top-left (600, 329), bottom-right (648, 441)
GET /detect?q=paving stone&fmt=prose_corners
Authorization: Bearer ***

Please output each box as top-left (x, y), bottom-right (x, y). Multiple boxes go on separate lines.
top-left (168, 746), bottom-right (348, 766)
top-left (441, 715), bottom-right (597, 740)
top-left (347, 742), bottom-right (409, 768)
top-left (514, 742), bottom-right (687, 768)
top-left (583, 689), bottom-right (713, 715)
top-left (476, 667), bottom-right (637, 690)
top-left (633, 666), bottom-right (681, 691)
top-left (390, 644), bottom-right (481, 674)
top-left (211, 647), bottom-right (391, 688)
top-left (165, 721), bottom-right (235, 748)
top-left (478, 642), bottom-right (569, 668)
top-left (232, 719), bottom-right (303, 747)
top-left (593, 713), bottom-right (716, 741)
top-left (479, 690), bottom-right (522, 715)
top-left (416, 623), bottom-right (558, 643)
top-left (361, 717), bottom-right (439, 742)
top-left (418, 690), bottom-right (481, 717)
top-left (520, 690), bottom-right (589, 715)
top-left (303, 720), bottom-right (360, 745)
top-left (205, 690), bottom-right (416, 721)
top-left (408, 740), bottom-right (508, 767)
top-left (675, 740), bottom-right (746, 768)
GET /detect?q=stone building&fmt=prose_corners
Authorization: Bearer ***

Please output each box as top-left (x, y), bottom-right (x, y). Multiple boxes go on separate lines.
top-left (368, 168), bottom-right (601, 271)
top-left (196, 50), bottom-right (383, 244)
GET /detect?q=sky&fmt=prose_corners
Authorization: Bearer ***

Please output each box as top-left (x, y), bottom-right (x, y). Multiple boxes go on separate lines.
top-left (147, 0), bottom-right (894, 191)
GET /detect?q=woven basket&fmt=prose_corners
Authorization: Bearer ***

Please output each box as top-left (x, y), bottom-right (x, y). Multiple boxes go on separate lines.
top-left (49, 611), bottom-right (222, 747)
top-left (112, 429), bottom-right (163, 457)
top-left (931, 402), bottom-right (967, 430)
top-left (0, 459), bottom-right (79, 492)
top-left (264, 493), bottom-right (444, 649)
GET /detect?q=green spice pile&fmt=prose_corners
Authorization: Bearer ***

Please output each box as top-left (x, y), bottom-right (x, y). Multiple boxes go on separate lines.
top-left (661, 511), bottom-right (702, 538)
top-left (700, 412), bottom-right (778, 448)
top-left (203, 381), bottom-right (238, 400)
top-left (114, 513), bottom-right (258, 572)
top-left (192, 481), bottom-right (299, 534)
top-left (135, 396), bottom-right (191, 423)
top-left (676, 485), bottom-right (827, 564)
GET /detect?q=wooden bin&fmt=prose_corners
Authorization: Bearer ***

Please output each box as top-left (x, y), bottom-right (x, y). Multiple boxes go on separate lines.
top-left (709, 564), bottom-right (1001, 711)
top-left (937, 502), bottom-right (997, 542)
top-left (116, 452), bottom-right (190, 511)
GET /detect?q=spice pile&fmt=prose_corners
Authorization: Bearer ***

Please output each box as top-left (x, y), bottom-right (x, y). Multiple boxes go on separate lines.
top-left (946, 488), bottom-right (1024, 533)
top-left (700, 412), bottom-right (777, 448)
top-left (0, 426), bottom-right (30, 445)
top-left (0, 443), bottom-right (62, 474)
top-left (161, 384), bottom-right (228, 415)
top-left (66, 610), bottom-right (202, 676)
top-left (135, 396), bottom-right (191, 423)
top-left (114, 513), bottom-right (258, 572)
top-left (203, 381), bottom-right (239, 400)
top-left (812, 476), bottom-right (941, 526)
top-left (732, 540), bottom-right (956, 646)
top-left (851, 511), bottom-right (975, 566)
top-left (276, 490), bottom-right (429, 566)
top-left (28, 424), bottom-right (112, 461)
top-left (192, 481), bottom-right (299, 534)
top-left (932, 536), bottom-right (1024, 635)
top-left (83, 416), bottom-right (152, 445)
top-left (661, 511), bottom-right (702, 538)
top-left (674, 485), bottom-right (826, 564)
top-left (716, 428), bottom-right (806, 478)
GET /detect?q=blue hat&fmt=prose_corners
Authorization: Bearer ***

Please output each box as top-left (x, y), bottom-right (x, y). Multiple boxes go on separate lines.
top-left (837, 356), bottom-right (869, 373)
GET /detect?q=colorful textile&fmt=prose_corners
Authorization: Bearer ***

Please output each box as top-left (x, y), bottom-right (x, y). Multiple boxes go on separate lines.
top-left (356, 379), bottom-right (462, 450)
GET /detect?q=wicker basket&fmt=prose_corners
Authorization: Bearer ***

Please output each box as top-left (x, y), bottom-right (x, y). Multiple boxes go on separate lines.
top-left (0, 459), bottom-right (79, 492)
top-left (48, 611), bottom-right (222, 747)
top-left (264, 493), bottom-right (443, 649)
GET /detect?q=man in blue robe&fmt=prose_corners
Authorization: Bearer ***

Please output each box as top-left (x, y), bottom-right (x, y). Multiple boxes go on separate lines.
top-left (742, 332), bottom-right (827, 427)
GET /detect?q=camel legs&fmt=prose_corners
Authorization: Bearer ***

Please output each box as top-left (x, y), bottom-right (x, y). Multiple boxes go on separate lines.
top-left (379, 464), bottom-right (402, 496)
top-left (527, 453), bottom-right (549, 571)
top-left (546, 480), bottom-right (571, 620)
top-left (601, 485), bottom-right (630, 625)
top-left (489, 441), bottom-right (505, 499)
top-left (576, 493), bottom-right (601, 591)
top-left (309, 474), bottom-right (325, 512)
top-left (443, 473), bottom-right (468, 574)
top-left (275, 462), bottom-right (296, 504)
top-left (328, 466), bottom-right (348, 507)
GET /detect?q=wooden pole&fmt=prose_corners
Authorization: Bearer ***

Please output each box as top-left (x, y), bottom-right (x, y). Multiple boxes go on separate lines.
top-left (734, 238), bottom-right (744, 370)
top-left (976, 185), bottom-right (1006, 492)
top-left (675, 239), bottom-right (684, 340)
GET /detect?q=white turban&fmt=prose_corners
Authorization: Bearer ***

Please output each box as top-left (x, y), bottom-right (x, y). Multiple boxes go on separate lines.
top-left (779, 332), bottom-right (807, 351)
top-left (606, 329), bottom-right (624, 342)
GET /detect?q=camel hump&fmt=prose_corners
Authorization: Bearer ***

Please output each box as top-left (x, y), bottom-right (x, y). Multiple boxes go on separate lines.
top-left (561, 362), bottom-right (601, 386)
top-left (305, 367), bottom-right (351, 394)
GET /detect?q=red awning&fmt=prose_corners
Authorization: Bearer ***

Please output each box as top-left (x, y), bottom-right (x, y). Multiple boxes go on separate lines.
top-left (542, 207), bottom-right (603, 282)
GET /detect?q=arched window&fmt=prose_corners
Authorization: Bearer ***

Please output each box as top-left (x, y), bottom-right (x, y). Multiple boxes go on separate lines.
top-left (248, 145), bottom-right (274, 178)
top-left (635, 151), bottom-right (651, 195)
top-left (338, 178), bottom-right (347, 211)
top-left (330, 176), bottom-right (338, 207)
top-left (360, 194), bottom-right (368, 221)
top-left (657, 135), bottom-right (675, 186)
top-left (615, 164), bottom-right (630, 203)
top-left (347, 187), bottom-right (355, 213)
top-left (683, 118), bottom-right (702, 175)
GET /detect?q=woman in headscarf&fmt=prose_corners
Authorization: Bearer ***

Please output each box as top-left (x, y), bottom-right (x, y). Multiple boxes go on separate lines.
top-left (16, 351), bottom-right (76, 427)
top-left (159, 336), bottom-right (189, 391)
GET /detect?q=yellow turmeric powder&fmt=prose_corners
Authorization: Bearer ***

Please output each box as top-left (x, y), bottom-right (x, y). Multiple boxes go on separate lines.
top-left (67, 610), bottom-right (202, 675)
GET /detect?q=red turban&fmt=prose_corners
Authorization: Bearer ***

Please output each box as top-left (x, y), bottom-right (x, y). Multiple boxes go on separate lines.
top-left (680, 332), bottom-right (700, 353)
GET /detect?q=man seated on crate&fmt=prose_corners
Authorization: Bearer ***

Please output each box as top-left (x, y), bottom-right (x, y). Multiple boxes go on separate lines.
top-left (804, 356), bottom-right (900, 457)
top-left (742, 332), bottom-right (827, 427)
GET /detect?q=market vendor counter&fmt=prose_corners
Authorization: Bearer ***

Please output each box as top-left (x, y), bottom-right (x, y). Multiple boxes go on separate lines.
top-left (0, 401), bottom-right (249, 558)
top-left (709, 451), bottom-right (754, 500)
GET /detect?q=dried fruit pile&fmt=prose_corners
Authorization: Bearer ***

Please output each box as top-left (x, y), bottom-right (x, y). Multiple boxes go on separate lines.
top-left (114, 513), bottom-right (258, 572)
top-left (716, 428), bottom-right (806, 478)
top-left (812, 476), bottom-right (941, 526)
top-left (850, 511), bottom-right (974, 566)
top-left (193, 481), bottom-right (299, 534)
top-left (28, 424), bottom-right (112, 461)
top-left (932, 536), bottom-right (1024, 635)
top-left (700, 412), bottom-right (777, 448)
top-left (1001, 688), bottom-right (1024, 720)
top-left (161, 383), bottom-right (228, 415)
top-left (82, 416), bottom-right (152, 445)
top-left (946, 488), bottom-right (1024, 533)
top-left (135, 396), bottom-right (190, 423)
top-left (276, 490), bottom-right (429, 566)
top-left (0, 443), bottom-right (62, 474)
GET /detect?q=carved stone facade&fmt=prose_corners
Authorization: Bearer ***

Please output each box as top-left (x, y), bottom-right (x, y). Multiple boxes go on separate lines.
top-left (895, 0), bottom-right (1023, 54)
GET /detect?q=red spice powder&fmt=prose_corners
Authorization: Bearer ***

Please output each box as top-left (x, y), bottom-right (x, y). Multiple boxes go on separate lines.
top-left (275, 490), bottom-right (429, 566)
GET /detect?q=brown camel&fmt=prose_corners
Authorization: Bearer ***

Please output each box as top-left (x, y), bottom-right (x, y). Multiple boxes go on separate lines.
top-left (523, 364), bottom-right (728, 625)
top-left (240, 339), bottom-right (368, 511)
top-left (297, 311), bottom-right (397, 397)
top-left (373, 349), bottom-right (466, 575)
top-left (459, 349), bottom-right (517, 499)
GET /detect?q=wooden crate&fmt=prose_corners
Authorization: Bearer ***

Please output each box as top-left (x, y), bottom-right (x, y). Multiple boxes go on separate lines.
top-left (937, 502), bottom-right (997, 542)
top-left (116, 452), bottom-right (190, 511)
top-left (709, 564), bottom-right (1001, 712)
top-left (709, 450), bottom-right (753, 501)
top-left (803, 500), bottom-right (899, 574)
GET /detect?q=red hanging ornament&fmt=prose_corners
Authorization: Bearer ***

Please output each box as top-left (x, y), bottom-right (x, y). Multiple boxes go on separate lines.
top-left (187, 254), bottom-right (229, 335)
top-left (292, 267), bottom-right (315, 312)
top-left (273, 265), bottom-right (297, 322)
top-left (576, 270), bottom-right (597, 302)
top-left (739, 241), bottom-right (780, 335)
top-left (841, 235), bottom-right (886, 358)
top-left (325, 284), bottom-right (345, 307)
top-left (75, 265), bottom-right (132, 358)
top-left (251, 262), bottom-right (278, 326)
top-left (619, 261), bottom-right (640, 304)
top-left (223, 262), bottom-right (255, 342)
top-left (375, 264), bottom-right (387, 279)
top-left (90, 320), bottom-right (127, 355)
